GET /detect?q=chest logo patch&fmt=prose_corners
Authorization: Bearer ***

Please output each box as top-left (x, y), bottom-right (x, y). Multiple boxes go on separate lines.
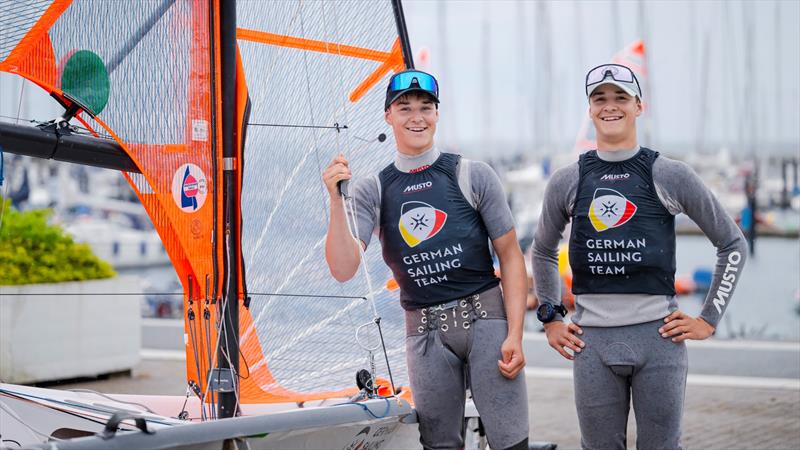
top-left (399, 201), bottom-right (447, 247)
top-left (588, 188), bottom-right (637, 232)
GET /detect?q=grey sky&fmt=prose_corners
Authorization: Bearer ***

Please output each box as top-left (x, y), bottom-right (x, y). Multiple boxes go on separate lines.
top-left (403, 0), bottom-right (800, 155)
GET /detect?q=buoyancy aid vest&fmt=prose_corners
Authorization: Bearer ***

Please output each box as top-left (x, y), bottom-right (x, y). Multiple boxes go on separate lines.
top-left (378, 153), bottom-right (499, 310)
top-left (569, 148), bottom-right (676, 295)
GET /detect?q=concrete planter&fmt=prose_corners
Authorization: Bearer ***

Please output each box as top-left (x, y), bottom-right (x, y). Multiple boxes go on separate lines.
top-left (0, 276), bottom-right (141, 384)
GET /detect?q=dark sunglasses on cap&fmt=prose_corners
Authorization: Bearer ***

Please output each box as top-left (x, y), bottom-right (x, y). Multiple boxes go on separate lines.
top-left (585, 63), bottom-right (642, 97)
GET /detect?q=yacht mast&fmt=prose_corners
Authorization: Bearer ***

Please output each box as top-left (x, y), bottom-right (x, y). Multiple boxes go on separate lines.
top-left (218, 0), bottom-right (240, 419)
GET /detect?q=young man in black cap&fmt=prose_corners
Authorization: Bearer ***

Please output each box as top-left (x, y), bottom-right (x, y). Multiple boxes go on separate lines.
top-left (323, 70), bottom-right (530, 450)
top-left (533, 63), bottom-right (747, 449)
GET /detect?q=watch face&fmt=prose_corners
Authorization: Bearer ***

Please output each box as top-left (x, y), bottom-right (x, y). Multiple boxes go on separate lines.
top-left (537, 304), bottom-right (553, 322)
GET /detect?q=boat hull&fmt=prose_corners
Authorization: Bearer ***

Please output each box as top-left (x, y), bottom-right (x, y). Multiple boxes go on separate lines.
top-left (0, 383), bottom-right (421, 449)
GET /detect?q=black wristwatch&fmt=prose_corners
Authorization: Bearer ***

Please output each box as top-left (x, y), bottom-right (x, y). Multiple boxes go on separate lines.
top-left (536, 303), bottom-right (568, 323)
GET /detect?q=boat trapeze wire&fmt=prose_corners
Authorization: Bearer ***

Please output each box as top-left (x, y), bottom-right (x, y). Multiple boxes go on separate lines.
top-left (246, 122), bottom-right (348, 131)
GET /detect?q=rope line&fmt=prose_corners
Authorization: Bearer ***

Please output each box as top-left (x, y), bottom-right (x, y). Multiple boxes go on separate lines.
top-left (247, 122), bottom-right (348, 130)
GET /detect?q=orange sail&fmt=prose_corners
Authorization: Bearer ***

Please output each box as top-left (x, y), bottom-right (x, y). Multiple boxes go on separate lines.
top-left (1, 0), bottom-right (225, 394)
top-left (2, 0), bottom-right (412, 407)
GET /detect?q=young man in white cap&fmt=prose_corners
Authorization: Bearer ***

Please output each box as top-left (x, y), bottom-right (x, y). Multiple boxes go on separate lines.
top-left (532, 63), bottom-right (747, 449)
top-left (323, 70), bottom-right (530, 450)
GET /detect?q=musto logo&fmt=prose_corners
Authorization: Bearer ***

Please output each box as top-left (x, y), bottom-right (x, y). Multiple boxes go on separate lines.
top-left (171, 163), bottom-right (208, 213)
top-left (399, 201), bottom-right (447, 248)
top-left (588, 188), bottom-right (637, 232)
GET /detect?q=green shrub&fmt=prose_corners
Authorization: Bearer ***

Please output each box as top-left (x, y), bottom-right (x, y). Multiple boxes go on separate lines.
top-left (0, 200), bottom-right (116, 285)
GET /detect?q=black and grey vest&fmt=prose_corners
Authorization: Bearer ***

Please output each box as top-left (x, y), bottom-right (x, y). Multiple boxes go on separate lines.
top-left (569, 148), bottom-right (676, 295)
top-left (378, 152), bottom-right (499, 310)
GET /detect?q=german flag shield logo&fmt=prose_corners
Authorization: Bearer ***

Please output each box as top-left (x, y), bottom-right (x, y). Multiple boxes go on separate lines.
top-left (588, 188), bottom-right (637, 232)
top-left (399, 201), bottom-right (447, 248)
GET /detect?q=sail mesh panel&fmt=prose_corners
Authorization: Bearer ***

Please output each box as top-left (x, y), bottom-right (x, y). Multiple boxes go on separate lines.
top-left (0, 0), bottom-right (52, 61)
top-left (237, 0), bottom-right (409, 399)
top-left (0, 0), bottom-right (222, 389)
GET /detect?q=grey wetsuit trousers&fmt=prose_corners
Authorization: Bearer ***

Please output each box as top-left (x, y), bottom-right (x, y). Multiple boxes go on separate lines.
top-left (573, 319), bottom-right (688, 450)
top-left (404, 286), bottom-right (529, 450)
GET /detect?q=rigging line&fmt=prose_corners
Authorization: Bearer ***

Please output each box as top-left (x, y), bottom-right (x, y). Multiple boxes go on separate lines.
top-left (65, 389), bottom-right (157, 415)
top-left (178, 386), bottom-right (191, 420)
top-left (332, 397), bottom-right (392, 419)
top-left (14, 81), bottom-right (24, 126)
top-left (0, 114), bottom-right (115, 140)
top-left (221, 231), bottom-right (242, 413)
top-left (10, 293), bottom-right (183, 296)
top-left (296, 0), bottom-right (330, 226)
top-left (202, 274), bottom-right (241, 420)
top-left (202, 304), bottom-right (216, 420)
top-left (187, 320), bottom-right (206, 421)
top-left (0, 388), bottom-right (159, 430)
top-left (0, 397), bottom-right (111, 430)
top-left (343, 200), bottom-right (378, 317)
top-left (218, 338), bottom-right (242, 413)
top-left (341, 195), bottom-right (397, 396)
top-left (248, 292), bottom-right (367, 300)
top-left (68, 126), bottom-right (116, 140)
top-left (327, 0), bottom-right (379, 318)
top-left (327, 0), bottom-right (380, 320)
top-left (330, 2), bottom-right (397, 400)
top-left (246, 122), bottom-right (348, 131)
top-left (375, 316), bottom-right (398, 397)
top-left (185, 289), bottom-right (206, 421)
top-left (0, 400), bottom-right (66, 441)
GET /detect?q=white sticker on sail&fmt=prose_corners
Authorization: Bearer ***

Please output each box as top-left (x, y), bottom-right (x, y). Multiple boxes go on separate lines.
top-left (192, 120), bottom-right (208, 142)
top-left (171, 163), bottom-right (207, 213)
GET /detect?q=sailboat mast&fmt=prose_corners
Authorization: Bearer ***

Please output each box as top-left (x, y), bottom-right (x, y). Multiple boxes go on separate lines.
top-left (218, 0), bottom-right (240, 419)
top-left (391, 0), bottom-right (414, 69)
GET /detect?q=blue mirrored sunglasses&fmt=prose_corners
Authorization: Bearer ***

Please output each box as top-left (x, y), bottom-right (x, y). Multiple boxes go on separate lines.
top-left (388, 71), bottom-right (439, 97)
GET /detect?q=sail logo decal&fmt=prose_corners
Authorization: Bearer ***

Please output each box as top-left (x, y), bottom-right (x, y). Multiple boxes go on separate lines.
top-left (588, 188), bottom-right (636, 232)
top-left (399, 201), bottom-right (447, 248)
top-left (172, 163), bottom-right (208, 213)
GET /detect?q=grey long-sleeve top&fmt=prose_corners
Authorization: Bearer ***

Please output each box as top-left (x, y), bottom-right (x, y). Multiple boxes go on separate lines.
top-left (532, 148), bottom-right (747, 328)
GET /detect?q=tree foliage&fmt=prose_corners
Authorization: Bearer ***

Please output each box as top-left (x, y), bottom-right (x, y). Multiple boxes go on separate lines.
top-left (0, 200), bottom-right (115, 285)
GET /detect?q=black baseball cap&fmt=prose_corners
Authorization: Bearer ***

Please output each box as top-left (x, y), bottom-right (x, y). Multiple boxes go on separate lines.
top-left (385, 70), bottom-right (440, 110)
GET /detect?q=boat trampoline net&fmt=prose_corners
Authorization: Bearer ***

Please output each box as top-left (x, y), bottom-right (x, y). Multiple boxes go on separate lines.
top-left (236, 0), bottom-right (410, 402)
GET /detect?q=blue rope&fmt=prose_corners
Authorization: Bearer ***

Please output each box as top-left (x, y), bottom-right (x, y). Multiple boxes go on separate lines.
top-left (333, 397), bottom-right (392, 419)
top-left (0, 144), bottom-right (4, 186)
